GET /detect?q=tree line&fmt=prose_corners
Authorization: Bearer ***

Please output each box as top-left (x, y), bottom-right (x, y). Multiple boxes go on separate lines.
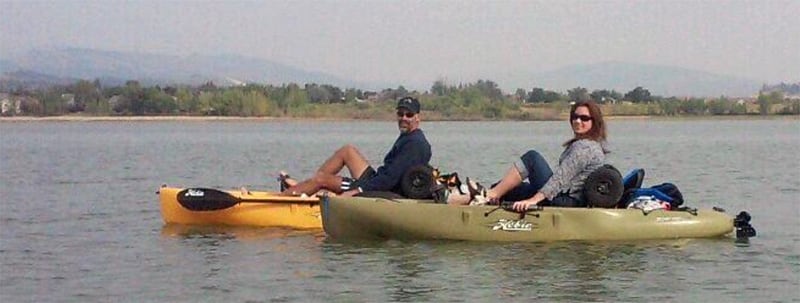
top-left (2, 79), bottom-right (798, 118)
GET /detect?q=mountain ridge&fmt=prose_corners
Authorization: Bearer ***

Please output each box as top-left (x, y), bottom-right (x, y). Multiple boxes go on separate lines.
top-left (1, 48), bottom-right (766, 97)
top-left (520, 61), bottom-right (762, 97)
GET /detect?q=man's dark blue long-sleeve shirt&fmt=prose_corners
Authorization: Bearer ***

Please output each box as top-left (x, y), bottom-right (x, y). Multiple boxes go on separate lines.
top-left (360, 129), bottom-right (431, 192)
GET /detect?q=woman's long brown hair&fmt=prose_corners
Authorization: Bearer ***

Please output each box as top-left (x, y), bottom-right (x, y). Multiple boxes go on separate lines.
top-left (563, 100), bottom-right (607, 149)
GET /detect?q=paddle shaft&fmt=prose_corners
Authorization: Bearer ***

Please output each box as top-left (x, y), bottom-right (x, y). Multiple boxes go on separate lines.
top-left (176, 188), bottom-right (318, 211)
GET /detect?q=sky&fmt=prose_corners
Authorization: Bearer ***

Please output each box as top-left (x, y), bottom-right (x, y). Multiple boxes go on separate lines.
top-left (1, 0), bottom-right (798, 90)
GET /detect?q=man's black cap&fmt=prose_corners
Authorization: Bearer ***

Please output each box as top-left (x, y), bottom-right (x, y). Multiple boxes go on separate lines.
top-left (396, 97), bottom-right (421, 113)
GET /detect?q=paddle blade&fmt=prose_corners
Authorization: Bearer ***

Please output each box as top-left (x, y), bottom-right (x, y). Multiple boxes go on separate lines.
top-left (176, 188), bottom-right (240, 211)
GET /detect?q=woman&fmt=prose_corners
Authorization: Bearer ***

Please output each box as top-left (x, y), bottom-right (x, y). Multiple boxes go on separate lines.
top-left (448, 100), bottom-right (608, 210)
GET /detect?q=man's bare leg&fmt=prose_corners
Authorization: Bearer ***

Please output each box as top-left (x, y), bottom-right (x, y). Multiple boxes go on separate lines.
top-left (316, 144), bottom-right (371, 178)
top-left (282, 144), bottom-right (371, 195)
top-left (284, 172), bottom-right (343, 195)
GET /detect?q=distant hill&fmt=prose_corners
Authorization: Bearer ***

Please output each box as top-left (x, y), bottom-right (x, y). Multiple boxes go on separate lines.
top-left (521, 61), bottom-right (762, 97)
top-left (0, 48), bottom-right (383, 89)
top-left (1, 48), bottom-right (766, 97)
top-left (0, 70), bottom-right (77, 89)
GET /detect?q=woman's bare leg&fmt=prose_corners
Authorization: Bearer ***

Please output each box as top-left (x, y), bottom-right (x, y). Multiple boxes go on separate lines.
top-left (487, 166), bottom-right (523, 200)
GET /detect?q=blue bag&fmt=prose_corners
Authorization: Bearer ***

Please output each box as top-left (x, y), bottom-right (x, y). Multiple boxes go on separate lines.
top-left (631, 182), bottom-right (684, 207)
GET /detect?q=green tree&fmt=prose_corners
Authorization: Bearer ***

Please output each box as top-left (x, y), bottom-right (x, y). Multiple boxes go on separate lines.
top-left (680, 98), bottom-right (707, 115)
top-left (757, 91), bottom-right (783, 115)
top-left (38, 87), bottom-right (67, 115)
top-left (197, 91), bottom-right (215, 115)
top-left (473, 80), bottom-right (503, 102)
top-left (590, 89), bottom-right (622, 103)
top-left (431, 80), bottom-right (447, 96)
top-left (567, 87), bottom-right (590, 102)
top-left (306, 84), bottom-right (333, 104)
top-left (285, 83), bottom-right (308, 115)
top-left (527, 87), bottom-right (562, 103)
top-left (514, 88), bottom-right (527, 102)
top-left (73, 79), bottom-right (102, 114)
top-left (624, 86), bottom-right (652, 103)
top-left (659, 97), bottom-right (681, 115)
top-left (707, 96), bottom-right (730, 115)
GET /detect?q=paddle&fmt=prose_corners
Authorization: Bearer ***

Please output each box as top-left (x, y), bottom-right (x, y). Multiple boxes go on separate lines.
top-left (176, 188), bottom-right (318, 211)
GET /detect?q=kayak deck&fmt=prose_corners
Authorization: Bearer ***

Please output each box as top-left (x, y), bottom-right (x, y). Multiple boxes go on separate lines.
top-left (159, 186), bottom-right (321, 229)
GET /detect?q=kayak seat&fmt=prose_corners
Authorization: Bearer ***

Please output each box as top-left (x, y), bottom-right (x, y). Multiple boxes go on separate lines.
top-left (618, 168), bottom-right (645, 207)
top-left (583, 164), bottom-right (624, 208)
top-left (623, 168), bottom-right (645, 191)
top-left (400, 164), bottom-right (436, 199)
top-left (355, 165), bottom-right (436, 200)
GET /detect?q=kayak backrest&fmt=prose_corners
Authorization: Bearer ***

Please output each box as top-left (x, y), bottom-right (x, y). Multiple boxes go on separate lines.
top-left (618, 168), bottom-right (645, 207)
top-left (622, 168), bottom-right (645, 191)
top-left (400, 164), bottom-right (435, 199)
top-left (583, 164), bottom-right (624, 208)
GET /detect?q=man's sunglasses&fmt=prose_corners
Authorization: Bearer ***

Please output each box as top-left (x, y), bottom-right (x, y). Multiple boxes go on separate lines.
top-left (397, 111), bottom-right (416, 118)
top-left (570, 114), bottom-right (593, 122)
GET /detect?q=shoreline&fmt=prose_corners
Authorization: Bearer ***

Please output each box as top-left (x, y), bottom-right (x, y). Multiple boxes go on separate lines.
top-left (0, 114), bottom-right (796, 122)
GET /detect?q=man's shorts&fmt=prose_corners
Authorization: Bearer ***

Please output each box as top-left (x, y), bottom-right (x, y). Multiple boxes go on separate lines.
top-left (340, 166), bottom-right (377, 191)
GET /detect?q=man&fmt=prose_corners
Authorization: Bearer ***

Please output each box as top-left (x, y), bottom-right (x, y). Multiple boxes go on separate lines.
top-left (280, 96), bottom-right (432, 197)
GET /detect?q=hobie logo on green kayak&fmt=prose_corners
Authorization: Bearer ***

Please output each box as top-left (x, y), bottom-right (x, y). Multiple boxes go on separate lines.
top-left (184, 189), bottom-right (205, 197)
top-left (492, 219), bottom-right (533, 231)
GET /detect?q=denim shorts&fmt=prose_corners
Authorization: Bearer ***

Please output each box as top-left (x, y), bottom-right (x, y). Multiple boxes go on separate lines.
top-left (498, 150), bottom-right (552, 201)
top-left (498, 150), bottom-right (584, 207)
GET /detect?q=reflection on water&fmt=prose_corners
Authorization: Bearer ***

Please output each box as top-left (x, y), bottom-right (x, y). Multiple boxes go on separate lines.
top-left (311, 237), bottom-right (741, 301)
top-left (160, 224), bottom-right (324, 241)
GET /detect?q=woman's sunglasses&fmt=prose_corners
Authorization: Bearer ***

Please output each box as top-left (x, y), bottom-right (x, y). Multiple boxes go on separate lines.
top-left (570, 114), bottom-right (593, 122)
top-left (396, 111), bottom-right (416, 118)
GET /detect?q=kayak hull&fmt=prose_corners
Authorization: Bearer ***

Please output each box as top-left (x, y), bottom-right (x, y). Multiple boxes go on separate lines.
top-left (321, 196), bottom-right (735, 242)
top-left (159, 187), bottom-right (321, 229)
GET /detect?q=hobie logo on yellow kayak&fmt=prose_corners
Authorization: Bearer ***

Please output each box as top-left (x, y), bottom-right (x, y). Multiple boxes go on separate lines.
top-left (184, 189), bottom-right (205, 197)
top-left (492, 219), bottom-right (533, 231)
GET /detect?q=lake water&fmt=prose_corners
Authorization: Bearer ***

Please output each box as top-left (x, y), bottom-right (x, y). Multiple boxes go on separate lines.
top-left (1, 118), bottom-right (798, 302)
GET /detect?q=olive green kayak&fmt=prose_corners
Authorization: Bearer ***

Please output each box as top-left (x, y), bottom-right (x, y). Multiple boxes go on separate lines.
top-left (321, 196), bottom-right (752, 242)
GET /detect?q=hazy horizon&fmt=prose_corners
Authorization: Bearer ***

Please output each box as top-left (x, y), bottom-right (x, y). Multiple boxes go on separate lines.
top-left (2, 0), bottom-right (798, 91)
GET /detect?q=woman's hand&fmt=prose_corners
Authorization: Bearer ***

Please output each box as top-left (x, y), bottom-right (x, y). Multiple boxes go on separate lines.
top-left (511, 192), bottom-right (544, 211)
top-left (512, 199), bottom-right (538, 212)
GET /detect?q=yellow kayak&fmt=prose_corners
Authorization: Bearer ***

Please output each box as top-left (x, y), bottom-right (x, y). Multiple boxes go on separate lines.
top-left (158, 186), bottom-right (321, 229)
